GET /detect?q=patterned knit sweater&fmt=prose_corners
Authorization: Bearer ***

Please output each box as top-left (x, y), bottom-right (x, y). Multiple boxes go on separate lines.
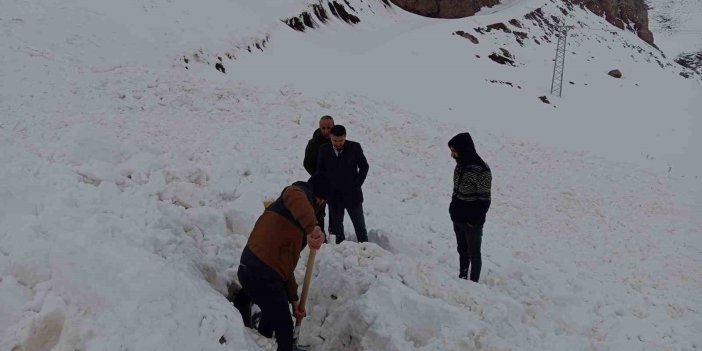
top-left (450, 163), bottom-right (492, 225)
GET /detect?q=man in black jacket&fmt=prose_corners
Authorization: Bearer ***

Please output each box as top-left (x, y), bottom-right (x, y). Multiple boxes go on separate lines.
top-left (303, 115), bottom-right (334, 232)
top-left (317, 125), bottom-right (369, 244)
top-left (303, 115), bottom-right (334, 175)
top-left (448, 132), bottom-right (492, 282)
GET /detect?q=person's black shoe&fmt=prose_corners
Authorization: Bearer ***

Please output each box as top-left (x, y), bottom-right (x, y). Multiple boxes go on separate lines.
top-left (252, 311), bottom-right (275, 338)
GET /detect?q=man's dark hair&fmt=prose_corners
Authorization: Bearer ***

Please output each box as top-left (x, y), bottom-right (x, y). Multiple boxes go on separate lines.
top-left (330, 125), bottom-right (346, 137)
top-left (320, 115), bottom-right (334, 123)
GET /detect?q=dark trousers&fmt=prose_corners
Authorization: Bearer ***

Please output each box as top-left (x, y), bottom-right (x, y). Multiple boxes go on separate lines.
top-left (316, 204), bottom-right (326, 233)
top-left (453, 222), bottom-right (483, 282)
top-left (329, 203), bottom-right (368, 244)
top-left (237, 250), bottom-right (294, 351)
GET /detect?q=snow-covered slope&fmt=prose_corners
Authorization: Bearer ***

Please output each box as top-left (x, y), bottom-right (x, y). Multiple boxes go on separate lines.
top-left (648, 0), bottom-right (702, 66)
top-left (1, 0), bottom-right (700, 350)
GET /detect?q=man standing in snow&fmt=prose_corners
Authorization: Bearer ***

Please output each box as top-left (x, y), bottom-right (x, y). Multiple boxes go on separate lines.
top-left (303, 115), bottom-right (334, 232)
top-left (304, 115), bottom-right (334, 175)
top-left (316, 125), bottom-right (369, 244)
top-left (233, 174), bottom-right (329, 351)
top-left (448, 132), bottom-right (492, 282)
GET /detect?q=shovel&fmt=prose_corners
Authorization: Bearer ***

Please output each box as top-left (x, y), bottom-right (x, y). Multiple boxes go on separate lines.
top-left (292, 248), bottom-right (318, 350)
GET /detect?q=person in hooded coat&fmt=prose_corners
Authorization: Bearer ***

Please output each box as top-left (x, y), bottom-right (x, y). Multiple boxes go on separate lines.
top-left (448, 132), bottom-right (492, 282)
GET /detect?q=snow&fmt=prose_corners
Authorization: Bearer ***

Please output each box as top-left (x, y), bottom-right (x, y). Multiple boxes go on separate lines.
top-left (647, 0), bottom-right (702, 58)
top-left (1, 0), bottom-right (700, 350)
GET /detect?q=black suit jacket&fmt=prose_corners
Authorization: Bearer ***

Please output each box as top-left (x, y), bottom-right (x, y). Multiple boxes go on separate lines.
top-left (316, 140), bottom-right (369, 207)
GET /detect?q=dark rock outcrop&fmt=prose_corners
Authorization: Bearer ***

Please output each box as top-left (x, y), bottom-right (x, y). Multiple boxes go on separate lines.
top-left (486, 22), bottom-right (511, 33)
top-left (282, 1), bottom-right (359, 32)
top-left (215, 62), bottom-right (226, 74)
top-left (454, 30), bottom-right (479, 44)
top-left (608, 69), bottom-right (622, 78)
top-left (488, 48), bottom-right (515, 65)
top-left (572, 0), bottom-right (654, 45)
top-left (389, 0), bottom-right (499, 18)
top-left (390, 0), bottom-right (654, 46)
top-left (508, 19), bottom-right (523, 28)
top-left (675, 51), bottom-right (702, 74)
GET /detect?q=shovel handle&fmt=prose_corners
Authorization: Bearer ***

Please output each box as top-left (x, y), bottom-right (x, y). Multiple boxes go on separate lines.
top-left (298, 248), bottom-right (318, 314)
top-left (293, 248), bottom-right (318, 347)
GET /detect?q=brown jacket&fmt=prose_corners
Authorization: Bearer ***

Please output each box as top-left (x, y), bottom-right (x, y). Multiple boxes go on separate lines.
top-left (245, 184), bottom-right (317, 302)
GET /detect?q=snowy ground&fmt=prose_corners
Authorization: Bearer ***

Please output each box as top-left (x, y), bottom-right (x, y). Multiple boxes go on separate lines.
top-left (647, 0), bottom-right (702, 59)
top-left (1, 0), bottom-right (701, 350)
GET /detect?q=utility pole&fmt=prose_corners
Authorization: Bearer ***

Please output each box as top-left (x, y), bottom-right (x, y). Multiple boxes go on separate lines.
top-left (550, 26), bottom-right (573, 97)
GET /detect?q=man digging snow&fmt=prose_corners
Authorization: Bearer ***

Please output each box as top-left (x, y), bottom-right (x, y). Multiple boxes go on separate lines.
top-left (233, 173), bottom-right (330, 351)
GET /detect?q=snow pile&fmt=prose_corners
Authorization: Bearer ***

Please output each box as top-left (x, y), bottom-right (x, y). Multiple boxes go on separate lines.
top-left (0, 132), bottom-right (252, 350)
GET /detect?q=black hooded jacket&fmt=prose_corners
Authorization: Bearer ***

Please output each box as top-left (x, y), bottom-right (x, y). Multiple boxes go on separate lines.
top-left (448, 133), bottom-right (492, 225)
top-left (304, 129), bottom-right (330, 175)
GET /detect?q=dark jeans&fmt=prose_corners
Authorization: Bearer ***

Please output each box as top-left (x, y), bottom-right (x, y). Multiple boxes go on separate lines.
top-left (329, 203), bottom-right (368, 244)
top-left (453, 222), bottom-right (483, 282)
top-left (237, 249), bottom-right (294, 351)
top-left (316, 204), bottom-right (326, 234)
